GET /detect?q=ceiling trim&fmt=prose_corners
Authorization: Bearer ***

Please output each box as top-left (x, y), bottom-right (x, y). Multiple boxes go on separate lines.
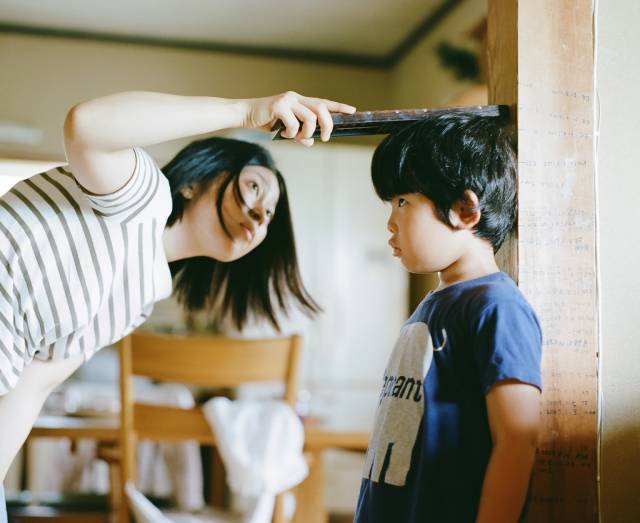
top-left (0, 0), bottom-right (465, 69)
top-left (386, 0), bottom-right (464, 66)
top-left (0, 22), bottom-right (388, 68)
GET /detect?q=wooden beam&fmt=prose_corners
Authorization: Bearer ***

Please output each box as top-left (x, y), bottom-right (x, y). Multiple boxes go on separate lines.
top-left (487, 0), bottom-right (518, 281)
top-left (487, 1), bottom-right (598, 521)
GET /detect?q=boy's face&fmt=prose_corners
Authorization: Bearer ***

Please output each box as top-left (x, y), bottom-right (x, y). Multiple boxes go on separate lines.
top-left (386, 193), bottom-right (466, 273)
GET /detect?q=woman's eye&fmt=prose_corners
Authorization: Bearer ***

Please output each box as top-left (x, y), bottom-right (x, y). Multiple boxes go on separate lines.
top-left (250, 181), bottom-right (259, 194)
top-left (398, 198), bottom-right (407, 207)
top-left (266, 210), bottom-right (273, 220)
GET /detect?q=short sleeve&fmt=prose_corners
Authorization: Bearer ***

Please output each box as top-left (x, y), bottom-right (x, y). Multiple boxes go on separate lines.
top-left (78, 148), bottom-right (167, 222)
top-left (473, 299), bottom-right (542, 394)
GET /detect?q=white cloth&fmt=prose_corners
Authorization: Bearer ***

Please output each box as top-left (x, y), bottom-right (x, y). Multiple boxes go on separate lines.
top-left (202, 398), bottom-right (308, 523)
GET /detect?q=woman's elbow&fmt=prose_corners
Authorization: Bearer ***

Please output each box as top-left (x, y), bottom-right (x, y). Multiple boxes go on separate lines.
top-left (63, 102), bottom-right (91, 146)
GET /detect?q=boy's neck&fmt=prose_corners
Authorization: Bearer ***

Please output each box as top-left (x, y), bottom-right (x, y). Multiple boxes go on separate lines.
top-left (436, 241), bottom-right (500, 291)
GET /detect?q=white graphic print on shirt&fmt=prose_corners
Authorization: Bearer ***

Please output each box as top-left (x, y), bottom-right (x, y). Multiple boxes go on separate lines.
top-left (362, 322), bottom-right (436, 486)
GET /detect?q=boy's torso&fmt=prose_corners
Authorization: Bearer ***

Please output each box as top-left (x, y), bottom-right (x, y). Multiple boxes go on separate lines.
top-left (355, 272), bottom-right (542, 523)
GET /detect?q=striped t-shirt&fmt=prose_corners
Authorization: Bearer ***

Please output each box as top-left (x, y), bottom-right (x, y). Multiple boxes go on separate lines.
top-left (0, 148), bottom-right (173, 395)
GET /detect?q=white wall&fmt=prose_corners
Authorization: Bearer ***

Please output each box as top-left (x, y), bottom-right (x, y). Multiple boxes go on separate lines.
top-left (596, 1), bottom-right (640, 521)
top-left (0, 158), bottom-right (64, 193)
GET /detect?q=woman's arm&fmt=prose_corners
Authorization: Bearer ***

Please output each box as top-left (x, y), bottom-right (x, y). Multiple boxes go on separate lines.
top-left (475, 380), bottom-right (541, 523)
top-left (64, 91), bottom-right (355, 195)
top-left (0, 354), bottom-right (84, 480)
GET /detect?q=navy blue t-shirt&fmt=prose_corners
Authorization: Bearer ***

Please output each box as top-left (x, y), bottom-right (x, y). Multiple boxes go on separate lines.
top-left (354, 272), bottom-right (542, 523)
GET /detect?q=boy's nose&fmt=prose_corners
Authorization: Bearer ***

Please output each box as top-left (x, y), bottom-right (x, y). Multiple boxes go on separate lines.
top-left (387, 217), bottom-right (396, 234)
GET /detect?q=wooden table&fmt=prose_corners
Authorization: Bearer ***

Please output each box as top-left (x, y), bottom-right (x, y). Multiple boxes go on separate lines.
top-left (30, 415), bottom-right (369, 523)
top-left (31, 416), bottom-right (119, 441)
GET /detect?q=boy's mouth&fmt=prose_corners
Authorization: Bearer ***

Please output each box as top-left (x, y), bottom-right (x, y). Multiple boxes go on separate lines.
top-left (388, 239), bottom-right (401, 257)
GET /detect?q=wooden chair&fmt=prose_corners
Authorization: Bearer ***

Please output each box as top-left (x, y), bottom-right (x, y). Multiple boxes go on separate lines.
top-left (116, 330), bottom-right (302, 523)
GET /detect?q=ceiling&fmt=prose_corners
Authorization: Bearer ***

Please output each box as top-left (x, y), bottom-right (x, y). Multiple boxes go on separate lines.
top-left (0, 0), bottom-right (458, 66)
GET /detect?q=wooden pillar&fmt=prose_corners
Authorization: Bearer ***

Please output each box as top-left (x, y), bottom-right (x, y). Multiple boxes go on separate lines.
top-left (487, 1), bottom-right (598, 521)
top-left (487, 0), bottom-right (518, 281)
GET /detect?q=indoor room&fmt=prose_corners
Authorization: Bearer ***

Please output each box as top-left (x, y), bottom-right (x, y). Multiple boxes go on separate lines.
top-left (0, 1), bottom-right (638, 522)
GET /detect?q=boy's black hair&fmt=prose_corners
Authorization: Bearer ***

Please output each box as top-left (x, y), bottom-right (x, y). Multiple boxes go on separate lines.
top-left (371, 112), bottom-right (517, 252)
top-left (163, 136), bottom-right (319, 331)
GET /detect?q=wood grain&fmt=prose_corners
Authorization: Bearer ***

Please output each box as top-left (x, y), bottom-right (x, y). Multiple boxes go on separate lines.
top-left (488, 1), bottom-right (598, 520)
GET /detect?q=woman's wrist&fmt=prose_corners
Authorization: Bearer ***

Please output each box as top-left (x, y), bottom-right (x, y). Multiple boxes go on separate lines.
top-left (233, 98), bottom-right (253, 129)
top-left (197, 96), bottom-right (249, 132)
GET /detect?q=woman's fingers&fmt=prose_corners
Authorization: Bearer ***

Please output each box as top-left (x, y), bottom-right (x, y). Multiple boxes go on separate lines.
top-left (249, 91), bottom-right (356, 143)
top-left (297, 97), bottom-right (355, 143)
top-left (320, 99), bottom-right (357, 115)
top-left (314, 104), bottom-right (334, 142)
top-left (296, 137), bottom-right (314, 147)
top-left (292, 103), bottom-right (317, 142)
top-left (276, 107), bottom-right (300, 139)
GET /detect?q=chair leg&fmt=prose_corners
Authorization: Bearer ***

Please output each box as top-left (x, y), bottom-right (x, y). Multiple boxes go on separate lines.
top-left (116, 497), bottom-right (130, 523)
top-left (272, 494), bottom-right (285, 523)
top-left (210, 448), bottom-right (226, 509)
top-left (107, 460), bottom-right (121, 519)
top-left (292, 451), bottom-right (327, 523)
top-left (97, 443), bottom-right (122, 522)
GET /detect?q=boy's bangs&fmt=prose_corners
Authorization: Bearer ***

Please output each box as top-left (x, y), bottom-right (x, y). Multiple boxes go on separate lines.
top-left (371, 128), bottom-right (423, 201)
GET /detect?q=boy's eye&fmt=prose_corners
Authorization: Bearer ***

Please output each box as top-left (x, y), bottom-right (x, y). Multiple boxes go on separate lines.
top-left (398, 198), bottom-right (407, 207)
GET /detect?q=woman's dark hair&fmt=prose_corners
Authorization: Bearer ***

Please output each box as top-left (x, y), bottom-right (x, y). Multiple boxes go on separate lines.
top-left (371, 112), bottom-right (517, 251)
top-left (163, 136), bottom-right (319, 331)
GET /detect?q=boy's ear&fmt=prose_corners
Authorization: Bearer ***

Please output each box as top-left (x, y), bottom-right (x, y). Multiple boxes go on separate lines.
top-left (449, 190), bottom-right (481, 230)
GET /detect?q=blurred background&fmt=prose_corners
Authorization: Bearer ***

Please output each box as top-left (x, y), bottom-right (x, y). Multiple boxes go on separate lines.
top-left (1, 0), bottom-right (489, 518)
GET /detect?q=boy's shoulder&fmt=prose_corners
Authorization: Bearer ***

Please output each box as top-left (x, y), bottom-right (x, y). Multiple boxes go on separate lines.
top-left (464, 273), bottom-right (530, 310)
top-left (409, 272), bottom-right (537, 326)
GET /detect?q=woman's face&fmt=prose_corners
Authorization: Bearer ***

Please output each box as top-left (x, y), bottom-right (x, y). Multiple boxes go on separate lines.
top-left (181, 165), bottom-right (280, 262)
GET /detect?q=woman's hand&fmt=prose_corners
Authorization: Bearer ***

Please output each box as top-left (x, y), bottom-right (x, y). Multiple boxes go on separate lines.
top-left (242, 91), bottom-right (356, 146)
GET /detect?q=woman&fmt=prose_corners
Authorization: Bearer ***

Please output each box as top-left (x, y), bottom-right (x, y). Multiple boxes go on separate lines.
top-left (0, 90), bottom-right (356, 485)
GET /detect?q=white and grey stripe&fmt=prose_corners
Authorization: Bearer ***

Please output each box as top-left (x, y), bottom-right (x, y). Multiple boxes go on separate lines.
top-left (0, 148), bottom-right (173, 395)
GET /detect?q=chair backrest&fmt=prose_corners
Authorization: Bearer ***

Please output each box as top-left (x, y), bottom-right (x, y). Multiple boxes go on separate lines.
top-left (117, 330), bottom-right (302, 522)
top-left (122, 330), bottom-right (301, 394)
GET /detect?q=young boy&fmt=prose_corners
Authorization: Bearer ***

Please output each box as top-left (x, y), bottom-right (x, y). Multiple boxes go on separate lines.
top-left (355, 113), bottom-right (542, 523)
